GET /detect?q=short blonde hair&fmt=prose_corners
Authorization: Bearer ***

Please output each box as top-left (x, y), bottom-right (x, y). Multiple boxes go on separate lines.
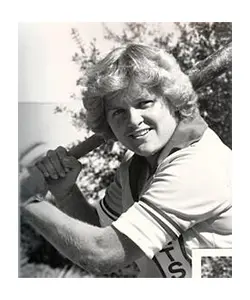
top-left (83, 43), bottom-right (198, 139)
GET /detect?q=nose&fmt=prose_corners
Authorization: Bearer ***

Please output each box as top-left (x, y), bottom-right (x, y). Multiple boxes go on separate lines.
top-left (127, 107), bottom-right (143, 128)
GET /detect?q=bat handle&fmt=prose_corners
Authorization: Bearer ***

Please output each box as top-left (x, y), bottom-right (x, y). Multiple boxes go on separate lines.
top-left (68, 134), bottom-right (105, 159)
top-left (19, 134), bottom-right (105, 199)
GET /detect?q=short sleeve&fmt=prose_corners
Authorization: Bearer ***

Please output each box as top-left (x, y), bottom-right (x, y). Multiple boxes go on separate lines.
top-left (112, 149), bottom-right (231, 258)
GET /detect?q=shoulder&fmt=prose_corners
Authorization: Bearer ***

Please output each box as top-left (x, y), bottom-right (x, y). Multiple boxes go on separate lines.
top-left (160, 128), bottom-right (231, 170)
top-left (151, 128), bottom-right (231, 202)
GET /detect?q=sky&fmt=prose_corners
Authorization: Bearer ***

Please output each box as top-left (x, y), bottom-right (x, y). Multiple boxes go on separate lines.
top-left (18, 22), bottom-right (178, 103)
top-left (18, 102), bottom-right (85, 159)
top-left (18, 23), bottom-right (125, 156)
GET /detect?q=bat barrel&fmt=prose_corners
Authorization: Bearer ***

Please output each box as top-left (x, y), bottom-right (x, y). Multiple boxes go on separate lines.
top-left (188, 42), bottom-right (232, 90)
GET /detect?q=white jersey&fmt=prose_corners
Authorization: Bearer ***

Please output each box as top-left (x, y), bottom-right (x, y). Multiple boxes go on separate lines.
top-left (96, 116), bottom-right (232, 277)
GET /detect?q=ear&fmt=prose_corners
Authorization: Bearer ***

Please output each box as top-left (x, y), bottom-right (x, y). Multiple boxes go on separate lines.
top-left (162, 97), bottom-right (180, 121)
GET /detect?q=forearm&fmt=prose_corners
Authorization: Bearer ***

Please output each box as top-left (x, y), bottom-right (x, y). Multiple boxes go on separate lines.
top-left (54, 184), bottom-right (100, 226)
top-left (21, 200), bottom-right (143, 274)
top-left (22, 200), bottom-right (105, 273)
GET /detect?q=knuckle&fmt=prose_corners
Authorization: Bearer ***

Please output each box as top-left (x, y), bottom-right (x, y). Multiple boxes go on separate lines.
top-left (47, 150), bottom-right (55, 157)
top-left (43, 156), bottom-right (50, 165)
top-left (36, 160), bottom-right (45, 169)
top-left (36, 156), bottom-right (45, 164)
top-left (36, 162), bottom-right (48, 176)
top-left (57, 146), bottom-right (66, 152)
top-left (56, 146), bottom-right (68, 158)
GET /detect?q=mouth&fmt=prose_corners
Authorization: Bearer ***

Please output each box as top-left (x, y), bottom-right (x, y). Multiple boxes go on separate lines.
top-left (127, 128), bottom-right (152, 139)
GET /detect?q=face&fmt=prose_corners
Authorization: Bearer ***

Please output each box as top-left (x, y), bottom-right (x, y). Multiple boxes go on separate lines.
top-left (105, 82), bottom-right (178, 158)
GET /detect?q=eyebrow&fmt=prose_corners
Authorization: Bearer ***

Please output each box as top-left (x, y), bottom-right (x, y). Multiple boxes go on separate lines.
top-left (105, 104), bottom-right (121, 111)
top-left (105, 93), bottom-right (155, 109)
top-left (104, 87), bottom-right (155, 110)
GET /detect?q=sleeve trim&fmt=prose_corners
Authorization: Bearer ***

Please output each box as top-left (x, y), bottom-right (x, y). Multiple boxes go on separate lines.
top-left (103, 197), bottom-right (120, 217)
top-left (140, 200), bottom-right (183, 235)
top-left (99, 198), bottom-right (118, 221)
top-left (141, 205), bottom-right (178, 240)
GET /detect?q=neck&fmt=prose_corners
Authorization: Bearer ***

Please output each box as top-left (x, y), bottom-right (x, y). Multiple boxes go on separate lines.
top-left (145, 151), bottom-right (160, 173)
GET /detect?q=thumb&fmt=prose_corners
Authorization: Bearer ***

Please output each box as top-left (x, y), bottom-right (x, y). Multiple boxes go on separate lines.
top-left (62, 156), bottom-right (82, 171)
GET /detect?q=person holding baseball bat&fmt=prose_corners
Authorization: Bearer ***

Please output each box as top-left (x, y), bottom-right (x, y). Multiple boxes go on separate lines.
top-left (20, 43), bottom-right (231, 278)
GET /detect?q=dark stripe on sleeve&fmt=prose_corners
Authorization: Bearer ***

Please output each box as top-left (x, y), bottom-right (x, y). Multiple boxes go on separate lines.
top-left (141, 205), bottom-right (178, 240)
top-left (178, 235), bottom-right (192, 266)
top-left (100, 199), bottom-right (117, 221)
top-left (102, 197), bottom-right (120, 218)
top-left (141, 199), bottom-right (183, 234)
top-left (152, 256), bottom-right (167, 278)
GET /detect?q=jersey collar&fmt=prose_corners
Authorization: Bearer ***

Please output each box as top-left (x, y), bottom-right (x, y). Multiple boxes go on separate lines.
top-left (156, 114), bottom-right (208, 166)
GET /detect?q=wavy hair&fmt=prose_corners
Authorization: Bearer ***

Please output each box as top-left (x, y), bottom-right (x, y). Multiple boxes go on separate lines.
top-left (83, 43), bottom-right (199, 139)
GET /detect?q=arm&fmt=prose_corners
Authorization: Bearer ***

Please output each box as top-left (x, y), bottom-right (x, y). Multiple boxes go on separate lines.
top-left (54, 184), bottom-right (100, 226)
top-left (21, 147), bottom-right (142, 274)
top-left (21, 200), bottom-right (144, 274)
top-left (35, 146), bottom-right (100, 226)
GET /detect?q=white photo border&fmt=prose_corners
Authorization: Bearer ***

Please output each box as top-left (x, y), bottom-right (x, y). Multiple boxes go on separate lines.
top-left (192, 248), bottom-right (232, 278)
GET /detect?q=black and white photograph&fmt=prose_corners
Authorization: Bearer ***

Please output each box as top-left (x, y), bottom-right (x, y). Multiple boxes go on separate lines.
top-left (18, 22), bottom-right (232, 278)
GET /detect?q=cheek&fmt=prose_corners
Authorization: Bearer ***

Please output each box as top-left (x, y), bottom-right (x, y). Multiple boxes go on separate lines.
top-left (158, 100), bottom-right (176, 119)
top-left (152, 106), bottom-right (177, 133)
top-left (108, 118), bottom-right (124, 137)
top-left (147, 104), bottom-right (171, 126)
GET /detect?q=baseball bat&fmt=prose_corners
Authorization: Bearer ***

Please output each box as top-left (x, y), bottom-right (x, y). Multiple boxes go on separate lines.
top-left (68, 42), bottom-right (232, 159)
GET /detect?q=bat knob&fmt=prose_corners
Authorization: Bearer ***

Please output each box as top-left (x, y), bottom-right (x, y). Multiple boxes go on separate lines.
top-left (19, 166), bottom-right (48, 201)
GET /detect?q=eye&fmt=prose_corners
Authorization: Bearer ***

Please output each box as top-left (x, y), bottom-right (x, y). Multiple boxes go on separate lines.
top-left (111, 108), bottom-right (125, 117)
top-left (137, 100), bottom-right (154, 109)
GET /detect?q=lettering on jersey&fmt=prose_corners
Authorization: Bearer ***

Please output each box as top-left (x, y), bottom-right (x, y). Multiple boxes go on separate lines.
top-left (165, 241), bottom-right (186, 278)
top-left (164, 243), bottom-right (175, 261)
top-left (168, 261), bottom-right (186, 278)
top-left (154, 239), bottom-right (191, 278)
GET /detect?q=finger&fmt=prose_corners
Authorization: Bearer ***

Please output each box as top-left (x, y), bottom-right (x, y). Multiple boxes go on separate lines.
top-left (47, 150), bottom-right (66, 178)
top-left (62, 156), bottom-right (82, 172)
top-left (36, 161), bottom-right (50, 178)
top-left (56, 146), bottom-right (70, 173)
top-left (42, 156), bottom-right (59, 180)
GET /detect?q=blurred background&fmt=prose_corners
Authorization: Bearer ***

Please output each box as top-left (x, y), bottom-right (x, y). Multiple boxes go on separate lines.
top-left (18, 22), bottom-right (232, 277)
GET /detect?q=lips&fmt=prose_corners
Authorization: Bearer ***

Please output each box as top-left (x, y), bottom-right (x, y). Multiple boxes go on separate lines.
top-left (128, 128), bottom-right (152, 139)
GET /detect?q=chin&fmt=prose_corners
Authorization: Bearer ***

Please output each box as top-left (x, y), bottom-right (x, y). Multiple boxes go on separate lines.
top-left (133, 145), bottom-right (161, 157)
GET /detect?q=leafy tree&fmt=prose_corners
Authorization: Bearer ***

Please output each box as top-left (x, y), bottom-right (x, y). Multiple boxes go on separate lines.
top-left (171, 23), bottom-right (232, 148)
